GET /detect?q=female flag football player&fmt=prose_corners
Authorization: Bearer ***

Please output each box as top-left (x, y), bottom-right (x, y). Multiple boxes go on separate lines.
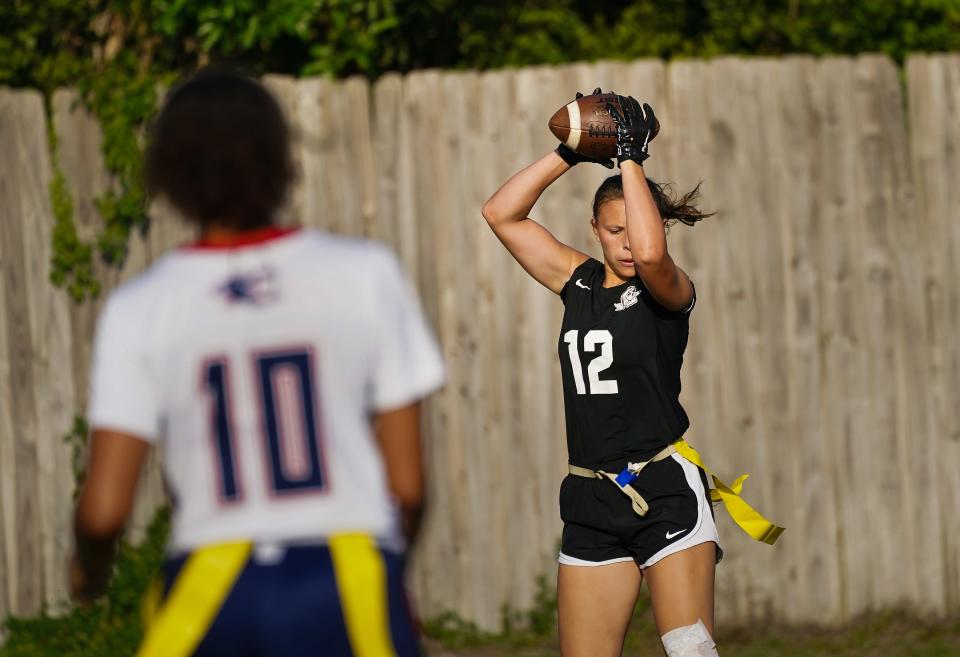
top-left (481, 91), bottom-right (782, 657)
top-left (69, 69), bottom-right (445, 657)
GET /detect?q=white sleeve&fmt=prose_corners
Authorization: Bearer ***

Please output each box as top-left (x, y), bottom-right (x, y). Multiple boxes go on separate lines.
top-left (369, 253), bottom-right (445, 412)
top-left (87, 293), bottom-right (161, 441)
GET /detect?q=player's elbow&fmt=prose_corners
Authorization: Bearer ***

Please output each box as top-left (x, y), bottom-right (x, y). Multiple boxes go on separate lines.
top-left (481, 199), bottom-right (513, 230)
top-left (74, 491), bottom-right (130, 542)
top-left (391, 478), bottom-right (426, 512)
top-left (632, 246), bottom-right (667, 269)
top-left (481, 200), bottom-right (500, 226)
top-left (75, 507), bottom-right (127, 543)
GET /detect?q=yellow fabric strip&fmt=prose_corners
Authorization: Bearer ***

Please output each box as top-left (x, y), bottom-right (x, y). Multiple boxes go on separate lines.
top-left (329, 533), bottom-right (397, 657)
top-left (135, 542), bottom-right (253, 657)
top-left (673, 439), bottom-right (785, 545)
top-left (140, 575), bottom-right (163, 630)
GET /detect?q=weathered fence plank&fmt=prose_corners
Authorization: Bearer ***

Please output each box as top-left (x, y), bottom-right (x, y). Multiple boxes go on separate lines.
top-left (907, 53), bottom-right (960, 613)
top-left (0, 88), bottom-right (73, 614)
top-left (774, 56), bottom-right (843, 623)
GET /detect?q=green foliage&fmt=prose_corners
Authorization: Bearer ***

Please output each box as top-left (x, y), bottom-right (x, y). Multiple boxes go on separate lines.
top-left (699, 0), bottom-right (960, 60)
top-left (0, 508), bottom-right (170, 657)
top-left (4, 1), bottom-right (164, 300)
top-left (502, 575), bottom-right (557, 637)
top-left (3, 1), bottom-right (959, 301)
top-left (80, 54), bottom-right (161, 268)
top-left (61, 416), bottom-right (90, 499)
top-left (49, 166), bottom-right (99, 302)
top-left (423, 575), bottom-right (558, 648)
top-left (0, 1), bottom-right (91, 91)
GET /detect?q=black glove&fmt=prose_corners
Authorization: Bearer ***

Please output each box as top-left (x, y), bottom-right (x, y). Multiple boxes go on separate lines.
top-left (555, 88), bottom-right (615, 169)
top-left (607, 96), bottom-right (659, 166)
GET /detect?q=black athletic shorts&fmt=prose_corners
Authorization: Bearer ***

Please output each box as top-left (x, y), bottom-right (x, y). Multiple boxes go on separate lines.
top-left (558, 453), bottom-right (723, 568)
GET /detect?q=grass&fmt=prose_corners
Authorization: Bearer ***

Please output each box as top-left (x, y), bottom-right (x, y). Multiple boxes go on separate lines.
top-left (424, 593), bottom-right (960, 657)
top-left (717, 611), bottom-right (960, 657)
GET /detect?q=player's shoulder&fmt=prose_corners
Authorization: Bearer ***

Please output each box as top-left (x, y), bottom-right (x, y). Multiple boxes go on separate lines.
top-left (561, 257), bottom-right (604, 302)
top-left (103, 252), bottom-right (184, 312)
top-left (91, 254), bottom-right (190, 341)
top-left (289, 229), bottom-right (387, 260)
top-left (297, 230), bottom-right (405, 277)
top-left (572, 257), bottom-right (604, 280)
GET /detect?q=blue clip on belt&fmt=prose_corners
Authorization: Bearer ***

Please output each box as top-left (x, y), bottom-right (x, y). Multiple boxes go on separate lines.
top-left (615, 468), bottom-right (637, 487)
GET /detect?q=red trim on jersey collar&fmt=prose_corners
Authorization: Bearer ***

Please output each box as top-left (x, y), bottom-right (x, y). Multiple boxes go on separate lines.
top-left (184, 226), bottom-right (301, 250)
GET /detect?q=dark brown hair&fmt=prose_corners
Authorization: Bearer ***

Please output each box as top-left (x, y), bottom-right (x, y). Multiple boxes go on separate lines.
top-left (592, 175), bottom-right (714, 227)
top-left (145, 67), bottom-right (294, 230)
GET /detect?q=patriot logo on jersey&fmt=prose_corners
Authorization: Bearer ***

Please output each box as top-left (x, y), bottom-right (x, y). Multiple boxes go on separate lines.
top-left (219, 268), bottom-right (278, 305)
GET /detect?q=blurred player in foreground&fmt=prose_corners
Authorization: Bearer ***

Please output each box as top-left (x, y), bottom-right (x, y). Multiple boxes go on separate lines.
top-left (69, 68), bottom-right (444, 657)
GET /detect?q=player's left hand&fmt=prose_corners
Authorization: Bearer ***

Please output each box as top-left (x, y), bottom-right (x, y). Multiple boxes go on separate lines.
top-left (607, 96), bottom-right (659, 166)
top-left (69, 555), bottom-right (108, 604)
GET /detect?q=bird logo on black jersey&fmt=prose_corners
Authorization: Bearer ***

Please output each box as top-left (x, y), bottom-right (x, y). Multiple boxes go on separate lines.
top-left (614, 285), bottom-right (640, 311)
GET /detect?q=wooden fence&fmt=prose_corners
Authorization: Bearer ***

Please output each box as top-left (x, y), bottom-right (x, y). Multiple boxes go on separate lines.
top-left (1, 54), bottom-right (958, 634)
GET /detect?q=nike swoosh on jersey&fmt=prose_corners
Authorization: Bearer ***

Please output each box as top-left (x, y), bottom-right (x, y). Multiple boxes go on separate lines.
top-left (665, 528), bottom-right (688, 539)
top-left (575, 279), bottom-right (590, 290)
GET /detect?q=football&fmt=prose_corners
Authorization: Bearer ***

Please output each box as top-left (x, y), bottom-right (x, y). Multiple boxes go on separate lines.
top-left (548, 93), bottom-right (659, 159)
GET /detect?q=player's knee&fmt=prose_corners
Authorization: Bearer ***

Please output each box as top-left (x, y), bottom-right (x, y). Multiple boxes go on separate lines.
top-left (660, 619), bottom-right (719, 657)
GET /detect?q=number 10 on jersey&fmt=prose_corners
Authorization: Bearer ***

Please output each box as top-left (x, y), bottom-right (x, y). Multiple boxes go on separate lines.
top-left (563, 329), bottom-right (618, 395)
top-left (202, 348), bottom-right (327, 504)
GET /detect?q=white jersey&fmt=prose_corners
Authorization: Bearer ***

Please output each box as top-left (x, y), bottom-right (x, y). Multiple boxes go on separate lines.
top-left (88, 228), bottom-right (444, 553)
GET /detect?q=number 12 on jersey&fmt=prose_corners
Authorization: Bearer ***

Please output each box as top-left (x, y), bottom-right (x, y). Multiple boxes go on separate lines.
top-left (563, 329), bottom-right (618, 395)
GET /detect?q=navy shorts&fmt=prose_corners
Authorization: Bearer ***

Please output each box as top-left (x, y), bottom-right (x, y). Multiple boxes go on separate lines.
top-left (558, 453), bottom-right (723, 568)
top-left (139, 535), bottom-right (421, 657)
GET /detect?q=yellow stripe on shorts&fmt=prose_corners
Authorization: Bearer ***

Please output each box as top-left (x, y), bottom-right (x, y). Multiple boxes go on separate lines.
top-left (136, 541), bottom-right (253, 657)
top-left (673, 439), bottom-right (786, 545)
top-left (329, 533), bottom-right (397, 657)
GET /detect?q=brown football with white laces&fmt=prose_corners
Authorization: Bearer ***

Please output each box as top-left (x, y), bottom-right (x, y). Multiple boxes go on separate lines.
top-left (548, 93), bottom-right (659, 159)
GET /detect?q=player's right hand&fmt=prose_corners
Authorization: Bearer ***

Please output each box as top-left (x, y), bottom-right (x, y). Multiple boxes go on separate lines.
top-left (555, 88), bottom-right (615, 169)
top-left (69, 554), bottom-right (108, 604)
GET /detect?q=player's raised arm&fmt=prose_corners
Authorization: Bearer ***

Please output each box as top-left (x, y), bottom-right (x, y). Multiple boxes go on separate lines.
top-left (481, 89), bottom-right (614, 295)
top-left (481, 151), bottom-right (586, 294)
top-left (609, 97), bottom-right (694, 312)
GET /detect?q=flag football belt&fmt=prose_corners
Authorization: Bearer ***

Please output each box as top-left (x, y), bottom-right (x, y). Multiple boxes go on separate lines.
top-left (138, 534), bottom-right (399, 657)
top-left (568, 443), bottom-right (677, 516)
top-left (568, 438), bottom-right (784, 545)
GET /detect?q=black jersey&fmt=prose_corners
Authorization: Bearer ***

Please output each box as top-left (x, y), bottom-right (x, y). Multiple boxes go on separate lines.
top-left (558, 258), bottom-right (692, 469)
